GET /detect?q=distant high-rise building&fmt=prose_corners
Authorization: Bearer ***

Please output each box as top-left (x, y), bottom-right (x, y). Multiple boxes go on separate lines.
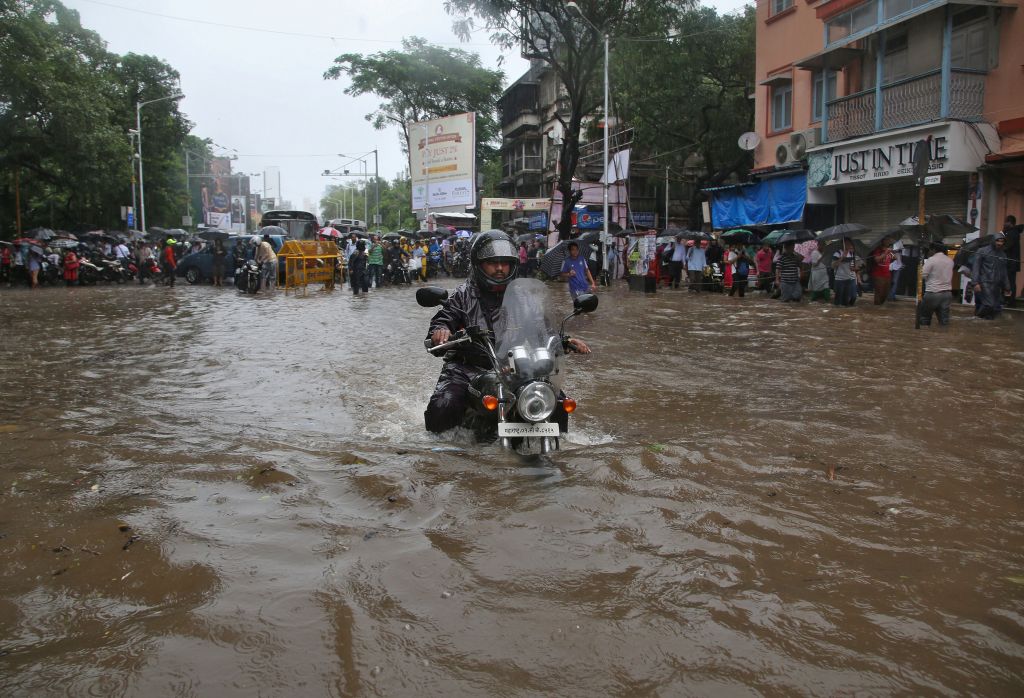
top-left (264, 166), bottom-right (281, 202)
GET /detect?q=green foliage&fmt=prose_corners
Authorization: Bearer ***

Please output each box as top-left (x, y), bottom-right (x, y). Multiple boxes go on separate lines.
top-left (0, 0), bottom-right (191, 236)
top-left (324, 37), bottom-right (504, 167)
top-left (612, 5), bottom-right (756, 220)
top-left (444, 0), bottom-right (690, 239)
top-left (320, 176), bottom-right (419, 232)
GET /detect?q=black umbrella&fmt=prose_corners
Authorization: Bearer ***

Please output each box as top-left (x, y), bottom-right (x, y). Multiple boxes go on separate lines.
top-left (29, 228), bottom-right (55, 241)
top-left (381, 232), bottom-right (401, 241)
top-left (817, 222), bottom-right (871, 243)
top-left (685, 231), bottom-right (713, 241)
top-left (199, 230), bottom-right (231, 241)
top-left (720, 229), bottom-right (758, 245)
top-left (50, 238), bottom-right (79, 249)
top-left (539, 239), bottom-right (593, 279)
top-left (515, 232), bottom-right (536, 244)
top-left (960, 234), bottom-right (995, 254)
top-left (775, 229), bottom-right (817, 245)
top-left (258, 225), bottom-right (288, 237)
top-left (898, 214), bottom-right (976, 241)
top-left (575, 230), bottom-right (601, 245)
top-left (860, 227), bottom-right (904, 252)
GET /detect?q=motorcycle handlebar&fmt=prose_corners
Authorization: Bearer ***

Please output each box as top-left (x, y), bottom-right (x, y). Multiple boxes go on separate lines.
top-left (425, 332), bottom-right (471, 354)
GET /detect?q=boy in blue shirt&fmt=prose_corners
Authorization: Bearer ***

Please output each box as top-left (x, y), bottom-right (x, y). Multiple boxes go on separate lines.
top-left (559, 240), bottom-right (596, 299)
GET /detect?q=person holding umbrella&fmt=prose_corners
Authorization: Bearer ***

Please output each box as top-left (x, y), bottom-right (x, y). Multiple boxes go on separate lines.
top-left (560, 240), bottom-right (597, 299)
top-left (831, 239), bottom-right (861, 307)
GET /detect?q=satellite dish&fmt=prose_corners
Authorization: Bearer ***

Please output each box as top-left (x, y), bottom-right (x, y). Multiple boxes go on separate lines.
top-left (738, 132), bottom-right (760, 151)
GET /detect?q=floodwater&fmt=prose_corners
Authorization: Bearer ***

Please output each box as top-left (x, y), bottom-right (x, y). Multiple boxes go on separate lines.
top-left (1, 280), bottom-right (1022, 696)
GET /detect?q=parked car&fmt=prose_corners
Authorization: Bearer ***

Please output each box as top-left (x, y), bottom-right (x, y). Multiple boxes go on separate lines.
top-left (177, 234), bottom-right (288, 284)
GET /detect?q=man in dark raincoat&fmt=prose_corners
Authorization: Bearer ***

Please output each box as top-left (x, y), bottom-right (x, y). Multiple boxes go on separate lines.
top-left (970, 232), bottom-right (1010, 319)
top-left (424, 231), bottom-right (589, 434)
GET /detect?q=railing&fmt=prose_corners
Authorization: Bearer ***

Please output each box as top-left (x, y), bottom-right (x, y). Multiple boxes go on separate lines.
top-left (826, 68), bottom-right (985, 143)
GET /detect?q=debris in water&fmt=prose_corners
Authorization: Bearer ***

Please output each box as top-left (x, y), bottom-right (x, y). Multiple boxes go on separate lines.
top-left (441, 591), bottom-right (452, 599)
top-left (370, 666), bottom-right (383, 677)
top-left (122, 535), bottom-right (140, 551)
top-left (52, 567), bottom-right (69, 576)
top-left (887, 508), bottom-right (900, 515)
top-left (1005, 576), bottom-right (1024, 586)
top-left (117, 523), bottom-right (131, 533)
top-left (52, 545), bottom-right (71, 553)
top-left (387, 495), bottom-right (398, 503)
top-left (120, 571), bottom-right (132, 581)
top-left (90, 484), bottom-right (99, 492)
top-left (404, 624), bottom-right (413, 631)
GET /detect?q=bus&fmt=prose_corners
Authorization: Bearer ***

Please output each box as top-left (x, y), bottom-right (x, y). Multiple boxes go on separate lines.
top-left (327, 218), bottom-right (367, 235)
top-left (259, 210), bottom-right (320, 240)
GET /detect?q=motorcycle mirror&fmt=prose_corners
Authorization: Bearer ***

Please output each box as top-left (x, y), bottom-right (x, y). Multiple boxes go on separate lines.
top-left (416, 286), bottom-right (449, 307)
top-left (573, 293), bottom-right (599, 314)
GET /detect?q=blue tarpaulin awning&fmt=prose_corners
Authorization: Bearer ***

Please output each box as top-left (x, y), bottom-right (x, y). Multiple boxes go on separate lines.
top-left (709, 172), bottom-right (807, 230)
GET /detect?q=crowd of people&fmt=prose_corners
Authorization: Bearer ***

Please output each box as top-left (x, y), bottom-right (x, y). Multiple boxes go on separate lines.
top-left (645, 216), bottom-right (1021, 324)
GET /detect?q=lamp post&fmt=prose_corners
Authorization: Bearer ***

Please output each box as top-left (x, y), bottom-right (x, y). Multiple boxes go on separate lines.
top-left (128, 130), bottom-right (139, 230)
top-left (566, 1), bottom-right (609, 247)
top-left (136, 92), bottom-right (184, 233)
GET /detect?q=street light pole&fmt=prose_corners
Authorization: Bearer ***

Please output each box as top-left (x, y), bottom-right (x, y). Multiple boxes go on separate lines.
top-left (128, 131), bottom-right (139, 230)
top-left (566, 2), bottom-right (610, 247)
top-left (136, 92), bottom-right (184, 233)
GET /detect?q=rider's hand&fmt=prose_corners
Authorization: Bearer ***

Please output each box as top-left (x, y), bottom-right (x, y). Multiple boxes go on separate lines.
top-left (567, 337), bottom-right (591, 354)
top-left (431, 328), bottom-right (451, 346)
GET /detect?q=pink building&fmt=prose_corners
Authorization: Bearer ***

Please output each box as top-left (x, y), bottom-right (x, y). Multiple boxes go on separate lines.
top-left (734, 0), bottom-right (1023, 275)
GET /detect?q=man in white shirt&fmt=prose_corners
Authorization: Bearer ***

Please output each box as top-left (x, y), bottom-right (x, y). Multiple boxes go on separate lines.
top-left (686, 242), bottom-right (706, 293)
top-left (918, 243), bottom-right (954, 326)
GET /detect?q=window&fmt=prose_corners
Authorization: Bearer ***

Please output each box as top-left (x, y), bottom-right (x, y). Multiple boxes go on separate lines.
top-left (884, 0), bottom-right (932, 21)
top-left (771, 0), bottom-right (793, 15)
top-left (882, 33), bottom-right (909, 83)
top-left (952, 11), bottom-right (989, 71)
top-left (771, 82), bottom-right (793, 132)
top-left (826, 0), bottom-right (877, 44)
top-left (812, 71), bottom-right (838, 122)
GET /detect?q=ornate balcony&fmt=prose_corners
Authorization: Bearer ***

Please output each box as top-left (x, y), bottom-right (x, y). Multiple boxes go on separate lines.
top-left (825, 68), bottom-right (985, 143)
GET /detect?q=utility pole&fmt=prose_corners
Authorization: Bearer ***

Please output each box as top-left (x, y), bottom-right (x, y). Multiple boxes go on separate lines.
top-left (14, 169), bottom-right (22, 235)
top-left (374, 148), bottom-right (380, 229)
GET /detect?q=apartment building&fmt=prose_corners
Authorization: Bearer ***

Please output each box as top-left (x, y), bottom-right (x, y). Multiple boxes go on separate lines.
top-left (716, 0), bottom-right (1022, 242)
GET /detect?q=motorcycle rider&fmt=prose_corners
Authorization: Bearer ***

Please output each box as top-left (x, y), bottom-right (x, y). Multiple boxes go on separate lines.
top-left (424, 230), bottom-right (590, 434)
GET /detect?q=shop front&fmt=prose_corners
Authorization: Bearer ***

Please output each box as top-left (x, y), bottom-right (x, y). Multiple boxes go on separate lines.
top-left (807, 120), bottom-right (999, 233)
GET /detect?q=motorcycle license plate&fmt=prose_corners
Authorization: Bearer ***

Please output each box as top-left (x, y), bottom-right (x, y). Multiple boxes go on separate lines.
top-left (497, 422), bottom-right (559, 438)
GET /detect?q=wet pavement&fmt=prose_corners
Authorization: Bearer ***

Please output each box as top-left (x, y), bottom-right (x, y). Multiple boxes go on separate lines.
top-left (1, 280), bottom-right (1022, 696)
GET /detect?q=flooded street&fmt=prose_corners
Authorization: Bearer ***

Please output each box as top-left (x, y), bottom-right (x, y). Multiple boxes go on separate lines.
top-left (1, 281), bottom-right (1022, 696)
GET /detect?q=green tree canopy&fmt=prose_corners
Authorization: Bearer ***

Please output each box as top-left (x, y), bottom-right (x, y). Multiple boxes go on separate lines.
top-left (325, 36), bottom-right (504, 167)
top-left (612, 5), bottom-right (755, 222)
top-left (444, 0), bottom-right (690, 239)
top-left (1, 0), bottom-right (191, 235)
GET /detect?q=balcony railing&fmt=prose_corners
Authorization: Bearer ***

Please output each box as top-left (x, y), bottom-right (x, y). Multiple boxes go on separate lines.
top-left (826, 68), bottom-right (985, 143)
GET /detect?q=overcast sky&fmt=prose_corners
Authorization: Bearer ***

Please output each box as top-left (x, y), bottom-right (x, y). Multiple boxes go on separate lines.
top-left (64, 0), bottom-right (751, 211)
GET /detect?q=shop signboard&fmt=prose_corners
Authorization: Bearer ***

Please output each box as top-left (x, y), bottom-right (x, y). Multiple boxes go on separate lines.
top-left (409, 112), bottom-right (476, 210)
top-left (630, 211), bottom-right (656, 228)
top-left (806, 122), bottom-right (996, 188)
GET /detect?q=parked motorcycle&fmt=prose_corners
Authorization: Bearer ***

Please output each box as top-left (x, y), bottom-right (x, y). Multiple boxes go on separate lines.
top-left (417, 278), bottom-right (597, 454)
top-left (386, 260), bottom-right (411, 285)
top-left (77, 256), bottom-right (102, 285)
top-left (95, 257), bottom-right (128, 284)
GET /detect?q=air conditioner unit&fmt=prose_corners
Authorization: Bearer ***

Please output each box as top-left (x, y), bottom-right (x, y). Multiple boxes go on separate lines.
top-left (790, 128), bottom-right (822, 159)
top-left (775, 143), bottom-right (797, 165)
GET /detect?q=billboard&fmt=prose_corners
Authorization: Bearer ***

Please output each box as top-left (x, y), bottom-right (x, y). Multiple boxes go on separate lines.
top-left (409, 112), bottom-right (476, 210)
top-left (188, 156), bottom-right (251, 230)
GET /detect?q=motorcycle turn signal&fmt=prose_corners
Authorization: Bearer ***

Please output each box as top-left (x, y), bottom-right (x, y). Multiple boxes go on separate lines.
top-left (562, 398), bottom-right (577, 414)
top-left (482, 395), bottom-right (499, 411)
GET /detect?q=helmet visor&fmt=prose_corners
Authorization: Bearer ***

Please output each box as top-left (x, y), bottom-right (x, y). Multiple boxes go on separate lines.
top-left (475, 238), bottom-right (517, 261)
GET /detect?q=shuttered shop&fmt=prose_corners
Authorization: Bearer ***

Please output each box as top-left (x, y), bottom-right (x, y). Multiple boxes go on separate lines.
top-left (842, 175), bottom-right (968, 230)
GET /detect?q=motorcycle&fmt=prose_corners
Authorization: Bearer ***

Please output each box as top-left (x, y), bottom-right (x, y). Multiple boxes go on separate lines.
top-left (417, 278), bottom-right (598, 454)
top-left (235, 258), bottom-right (262, 294)
top-left (386, 259), bottom-right (411, 285)
top-left (96, 257), bottom-right (129, 284)
top-left (77, 256), bottom-right (102, 285)
top-left (449, 251), bottom-right (470, 278)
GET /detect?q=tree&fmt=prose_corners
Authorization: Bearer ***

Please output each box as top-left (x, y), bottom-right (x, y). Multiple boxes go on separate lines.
top-left (324, 37), bottom-right (504, 167)
top-left (612, 5), bottom-right (755, 223)
top-left (444, 0), bottom-right (688, 240)
top-left (0, 0), bottom-right (191, 234)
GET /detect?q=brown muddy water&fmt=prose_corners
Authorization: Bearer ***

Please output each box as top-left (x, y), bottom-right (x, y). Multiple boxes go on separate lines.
top-left (1, 280), bottom-right (1022, 696)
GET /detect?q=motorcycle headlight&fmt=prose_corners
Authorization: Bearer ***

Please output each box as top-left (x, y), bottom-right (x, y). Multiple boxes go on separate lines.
top-left (517, 381), bottom-right (556, 423)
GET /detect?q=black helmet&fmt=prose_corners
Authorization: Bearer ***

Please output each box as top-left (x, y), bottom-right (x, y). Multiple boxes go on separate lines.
top-left (470, 230), bottom-right (519, 292)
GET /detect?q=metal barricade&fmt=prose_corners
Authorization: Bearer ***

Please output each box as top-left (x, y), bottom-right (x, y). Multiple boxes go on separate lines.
top-left (278, 240), bottom-right (339, 294)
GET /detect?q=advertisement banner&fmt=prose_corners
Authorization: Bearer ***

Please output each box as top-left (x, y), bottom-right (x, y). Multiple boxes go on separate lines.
top-left (230, 196), bottom-right (247, 233)
top-left (409, 112), bottom-right (476, 210)
top-left (206, 211), bottom-right (231, 228)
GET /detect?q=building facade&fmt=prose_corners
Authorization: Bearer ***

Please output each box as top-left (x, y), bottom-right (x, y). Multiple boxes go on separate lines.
top-left (746, 0), bottom-right (1022, 262)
